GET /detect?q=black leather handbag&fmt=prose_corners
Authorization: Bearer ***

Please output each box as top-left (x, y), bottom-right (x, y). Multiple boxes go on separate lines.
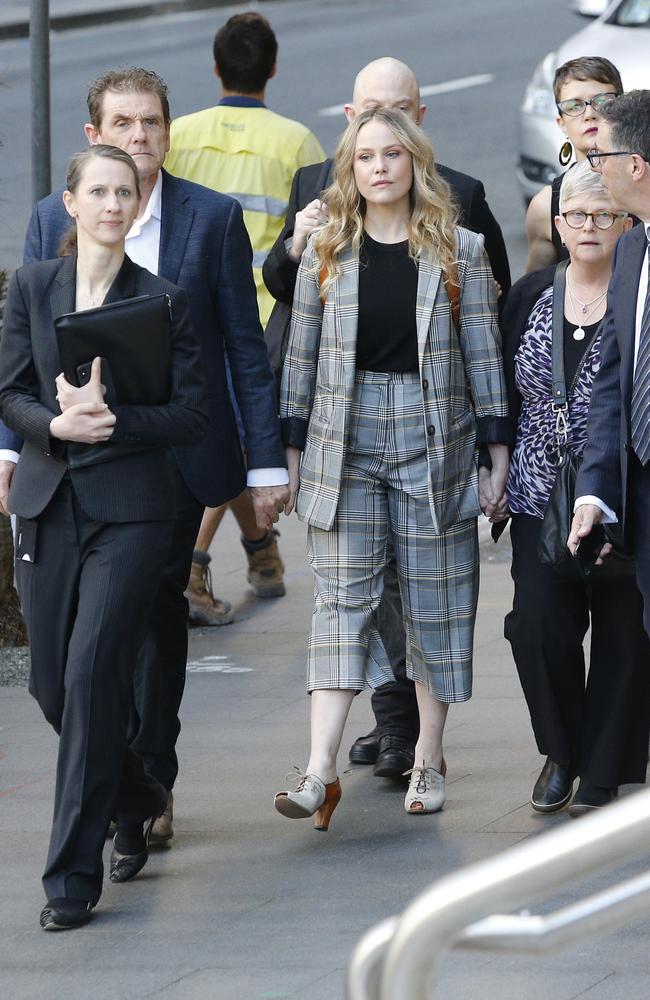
top-left (537, 263), bottom-right (634, 580)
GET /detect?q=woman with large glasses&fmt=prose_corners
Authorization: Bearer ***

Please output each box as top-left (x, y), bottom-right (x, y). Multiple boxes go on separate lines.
top-left (525, 56), bottom-right (623, 273)
top-left (497, 160), bottom-right (650, 817)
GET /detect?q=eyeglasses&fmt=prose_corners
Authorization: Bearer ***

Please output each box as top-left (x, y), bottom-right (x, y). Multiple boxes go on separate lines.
top-left (556, 92), bottom-right (618, 117)
top-left (561, 210), bottom-right (626, 230)
top-left (586, 149), bottom-right (638, 168)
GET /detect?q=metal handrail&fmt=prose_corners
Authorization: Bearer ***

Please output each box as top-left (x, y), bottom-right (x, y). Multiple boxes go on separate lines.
top-left (347, 786), bottom-right (650, 1000)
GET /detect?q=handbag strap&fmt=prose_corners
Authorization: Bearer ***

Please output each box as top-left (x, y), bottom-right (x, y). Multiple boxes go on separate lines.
top-left (551, 259), bottom-right (569, 409)
top-left (550, 260), bottom-right (571, 455)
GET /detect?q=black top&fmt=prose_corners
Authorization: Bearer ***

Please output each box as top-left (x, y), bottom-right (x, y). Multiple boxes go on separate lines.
top-left (564, 317), bottom-right (600, 387)
top-left (356, 233), bottom-right (418, 372)
top-left (551, 173), bottom-right (570, 263)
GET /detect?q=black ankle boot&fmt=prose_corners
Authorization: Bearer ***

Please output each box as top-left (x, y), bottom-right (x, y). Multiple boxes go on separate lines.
top-left (568, 780), bottom-right (618, 818)
top-left (531, 757), bottom-right (575, 813)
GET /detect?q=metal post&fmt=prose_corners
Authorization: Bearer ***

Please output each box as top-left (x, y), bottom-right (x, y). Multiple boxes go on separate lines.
top-left (347, 786), bottom-right (650, 999)
top-left (30, 0), bottom-right (51, 203)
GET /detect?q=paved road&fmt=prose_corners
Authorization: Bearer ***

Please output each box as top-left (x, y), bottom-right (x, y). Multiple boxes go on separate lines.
top-left (2, 511), bottom-right (650, 999)
top-left (0, 0), bottom-right (582, 276)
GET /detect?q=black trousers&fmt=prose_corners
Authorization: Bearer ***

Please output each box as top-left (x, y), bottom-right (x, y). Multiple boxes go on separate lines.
top-left (130, 460), bottom-right (204, 790)
top-left (505, 513), bottom-right (650, 788)
top-left (16, 480), bottom-right (172, 904)
top-left (629, 453), bottom-right (650, 639)
top-left (371, 535), bottom-right (419, 741)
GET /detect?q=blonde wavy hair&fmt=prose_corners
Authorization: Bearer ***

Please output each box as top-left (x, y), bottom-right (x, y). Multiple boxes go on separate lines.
top-left (313, 108), bottom-right (458, 294)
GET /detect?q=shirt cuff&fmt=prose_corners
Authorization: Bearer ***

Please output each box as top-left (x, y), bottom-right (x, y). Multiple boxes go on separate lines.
top-left (0, 450), bottom-right (20, 464)
top-left (247, 467), bottom-right (289, 487)
top-left (573, 495), bottom-right (618, 524)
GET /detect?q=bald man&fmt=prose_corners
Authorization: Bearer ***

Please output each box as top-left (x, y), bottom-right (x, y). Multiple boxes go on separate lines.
top-left (264, 57), bottom-right (510, 313)
top-left (263, 57), bottom-right (511, 779)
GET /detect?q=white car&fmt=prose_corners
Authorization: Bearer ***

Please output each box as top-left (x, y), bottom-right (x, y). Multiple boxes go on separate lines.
top-left (517, 0), bottom-right (650, 201)
top-left (572, 0), bottom-right (610, 15)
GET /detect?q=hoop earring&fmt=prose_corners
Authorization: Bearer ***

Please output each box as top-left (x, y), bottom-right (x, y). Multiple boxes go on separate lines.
top-left (559, 140), bottom-right (573, 167)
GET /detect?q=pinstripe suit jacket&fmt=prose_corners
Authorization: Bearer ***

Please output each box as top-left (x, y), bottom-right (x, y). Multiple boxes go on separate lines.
top-left (13, 170), bottom-right (286, 506)
top-left (280, 227), bottom-right (509, 533)
top-left (576, 223), bottom-right (649, 533)
top-left (0, 254), bottom-right (208, 522)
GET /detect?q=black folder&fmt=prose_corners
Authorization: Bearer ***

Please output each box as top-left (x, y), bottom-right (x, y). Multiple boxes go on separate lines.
top-left (54, 293), bottom-right (173, 468)
top-left (55, 293), bottom-right (172, 403)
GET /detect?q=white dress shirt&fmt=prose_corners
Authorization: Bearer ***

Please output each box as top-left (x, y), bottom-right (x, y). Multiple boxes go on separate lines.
top-left (1, 170), bottom-right (287, 488)
top-left (575, 222), bottom-right (650, 522)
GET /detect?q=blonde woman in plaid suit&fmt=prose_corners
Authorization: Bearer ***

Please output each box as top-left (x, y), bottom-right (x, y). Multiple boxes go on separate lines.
top-left (274, 109), bottom-right (510, 824)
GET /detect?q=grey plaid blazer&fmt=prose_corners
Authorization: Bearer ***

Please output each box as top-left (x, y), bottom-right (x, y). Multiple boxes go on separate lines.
top-left (280, 226), bottom-right (509, 532)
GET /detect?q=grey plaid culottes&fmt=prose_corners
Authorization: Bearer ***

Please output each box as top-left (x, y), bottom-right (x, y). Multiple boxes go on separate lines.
top-left (306, 370), bottom-right (478, 703)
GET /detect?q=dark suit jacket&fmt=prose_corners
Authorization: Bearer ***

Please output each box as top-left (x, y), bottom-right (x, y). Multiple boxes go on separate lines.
top-left (8, 169), bottom-right (285, 507)
top-left (576, 224), bottom-right (649, 532)
top-left (0, 254), bottom-right (208, 522)
top-left (262, 159), bottom-right (512, 309)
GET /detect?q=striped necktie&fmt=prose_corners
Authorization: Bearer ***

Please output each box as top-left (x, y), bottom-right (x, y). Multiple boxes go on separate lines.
top-left (630, 233), bottom-right (650, 465)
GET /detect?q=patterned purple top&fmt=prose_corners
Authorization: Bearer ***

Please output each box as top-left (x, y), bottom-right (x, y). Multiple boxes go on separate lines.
top-left (507, 285), bottom-right (602, 519)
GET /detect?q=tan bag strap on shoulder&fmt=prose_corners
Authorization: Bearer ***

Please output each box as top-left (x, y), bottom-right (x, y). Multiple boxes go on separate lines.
top-left (319, 264), bottom-right (328, 306)
top-left (443, 263), bottom-right (460, 335)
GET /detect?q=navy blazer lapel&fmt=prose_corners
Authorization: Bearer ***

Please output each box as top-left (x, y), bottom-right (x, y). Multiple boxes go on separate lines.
top-left (158, 170), bottom-right (193, 284)
top-left (619, 225), bottom-right (648, 397)
top-left (50, 255), bottom-right (77, 321)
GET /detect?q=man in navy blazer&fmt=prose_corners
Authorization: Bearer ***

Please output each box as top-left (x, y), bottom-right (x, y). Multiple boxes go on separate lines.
top-left (1, 68), bottom-right (289, 840)
top-left (569, 91), bottom-right (650, 633)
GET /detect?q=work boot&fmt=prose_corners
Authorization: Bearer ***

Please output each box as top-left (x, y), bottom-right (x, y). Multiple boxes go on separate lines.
top-left (241, 529), bottom-right (286, 597)
top-left (185, 550), bottom-right (234, 626)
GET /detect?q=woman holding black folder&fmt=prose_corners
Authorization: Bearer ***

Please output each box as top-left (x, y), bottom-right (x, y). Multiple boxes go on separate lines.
top-left (0, 145), bottom-right (207, 930)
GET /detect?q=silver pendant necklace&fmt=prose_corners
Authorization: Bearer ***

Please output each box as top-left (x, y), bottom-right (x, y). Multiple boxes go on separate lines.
top-left (566, 269), bottom-right (608, 342)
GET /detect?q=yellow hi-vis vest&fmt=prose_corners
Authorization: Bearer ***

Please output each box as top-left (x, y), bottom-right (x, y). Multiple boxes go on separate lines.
top-left (166, 103), bottom-right (325, 327)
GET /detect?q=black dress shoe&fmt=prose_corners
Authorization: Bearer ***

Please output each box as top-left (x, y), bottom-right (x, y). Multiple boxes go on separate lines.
top-left (373, 734), bottom-right (415, 779)
top-left (110, 814), bottom-right (156, 883)
top-left (40, 897), bottom-right (93, 931)
top-left (349, 728), bottom-right (380, 765)
top-left (531, 757), bottom-right (575, 813)
top-left (568, 781), bottom-right (618, 818)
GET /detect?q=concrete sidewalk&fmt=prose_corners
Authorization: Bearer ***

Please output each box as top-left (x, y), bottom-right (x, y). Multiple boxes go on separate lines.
top-left (0, 0), bottom-right (253, 40)
top-left (1, 513), bottom-right (649, 999)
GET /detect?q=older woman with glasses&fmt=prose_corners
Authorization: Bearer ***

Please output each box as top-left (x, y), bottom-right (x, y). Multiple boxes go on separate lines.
top-left (525, 56), bottom-right (623, 273)
top-left (497, 160), bottom-right (650, 817)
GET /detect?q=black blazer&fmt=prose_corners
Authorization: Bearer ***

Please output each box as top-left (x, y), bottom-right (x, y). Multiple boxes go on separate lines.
top-left (0, 254), bottom-right (208, 522)
top-left (17, 170), bottom-right (286, 506)
top-left (262, 159), bottom-right (512, 308)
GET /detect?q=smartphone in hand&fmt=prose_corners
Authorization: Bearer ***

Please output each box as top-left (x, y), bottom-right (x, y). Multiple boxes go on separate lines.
top-left (574, 525), bottom-right (607, 575)
top-left (76, 358), bottom-right (117, 405)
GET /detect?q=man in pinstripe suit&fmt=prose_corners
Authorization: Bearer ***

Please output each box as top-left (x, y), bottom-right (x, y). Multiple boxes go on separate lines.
top-left (569, 91), bottom-right (650, 634)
